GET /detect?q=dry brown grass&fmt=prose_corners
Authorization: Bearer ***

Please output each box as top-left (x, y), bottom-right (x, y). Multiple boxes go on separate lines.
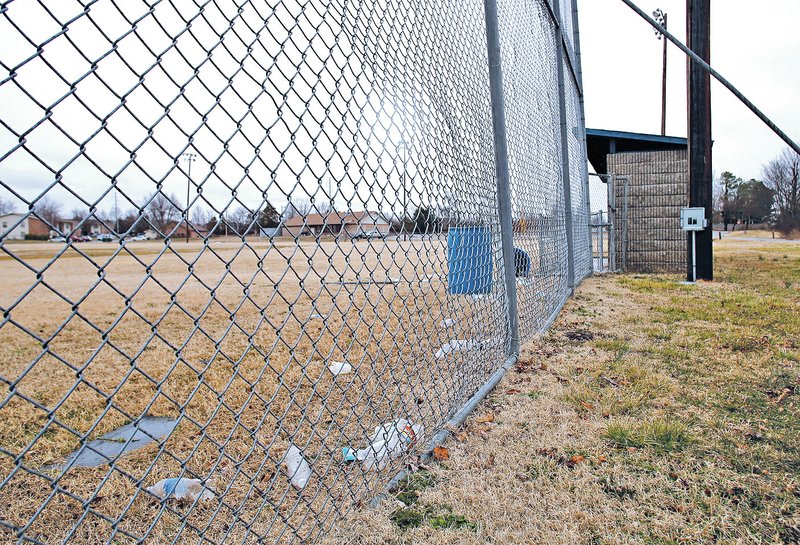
top-left (324, 235), bottom-right (800, 544)
top-left (0, 237), bottom-right (515, 544)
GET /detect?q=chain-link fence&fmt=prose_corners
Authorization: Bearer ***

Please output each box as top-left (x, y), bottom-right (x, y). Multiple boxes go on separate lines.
top-left (0, 0), bottom-right (590, 542)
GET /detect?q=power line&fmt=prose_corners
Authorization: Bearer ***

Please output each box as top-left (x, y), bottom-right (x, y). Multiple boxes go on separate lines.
top-left (618, 0), bottom-right (800, 155)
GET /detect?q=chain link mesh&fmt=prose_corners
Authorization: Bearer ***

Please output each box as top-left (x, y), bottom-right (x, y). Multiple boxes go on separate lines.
top-left (565, 60), bottom-right (592, 282)
top-left (0, 0), bottom-right (589, 542)
top-left (500, 0), bottom-right (568, 340)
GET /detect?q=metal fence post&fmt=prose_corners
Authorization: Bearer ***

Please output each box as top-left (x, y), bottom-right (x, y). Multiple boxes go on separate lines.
top-left (483, 0), bottom-right (520, 356)
top-left (572, 0), bottom-right (593, 278)
top-left (551, 0), bottom-right (576, 290)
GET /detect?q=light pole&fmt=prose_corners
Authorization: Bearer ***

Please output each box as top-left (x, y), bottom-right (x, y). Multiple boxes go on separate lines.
top-left (397, 139), bottom-right (411, 241)
top-left (114, 190), bottom-right (119, 236)
top-left (653, 9), bottom-right (668, 136)
top-left (182, 152), bottom-right (196, 244)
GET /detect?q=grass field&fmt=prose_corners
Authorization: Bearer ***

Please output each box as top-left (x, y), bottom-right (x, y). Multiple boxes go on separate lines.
top-left (326, 232), bottom-right (800, 544)
top-left (0, 237), bottom-right (517, 543)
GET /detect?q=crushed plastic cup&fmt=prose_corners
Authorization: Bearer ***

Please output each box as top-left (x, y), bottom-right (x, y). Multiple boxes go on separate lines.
top-left (440, 318), bottom-right (457, 328)
top-left (435, 339), bottom-right (479, 359)
top-left (328, 361), bottom-right (353, 376)
top-left (354, 419), bottom-right (424, 471)
top-left (284, 444), bottom-right (312, 490)
top-left (482, 336), bottom-right (504, 351)
top-left (146, 478), bottom-right (214, 502)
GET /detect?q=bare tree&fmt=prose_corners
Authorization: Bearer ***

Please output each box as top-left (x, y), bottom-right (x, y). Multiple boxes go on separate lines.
top-left (315, 199), bottom-right (334, 215)
top-left (0, 197), bottom-right (14, 215)
top-left (294, 199), bottom-right (313, 217)
top-left (282, 198), bottom-right (312, 221)
top-left (229, 206), bottom-right (255, 235)
top-left (69, 207), bottom-right (92, 235)
top-left (33, 197), bottom-right (62, 225)
top-left (763, 148), bottom-right (800, 234)
top-left (144, 192), bottom-right (180, 231)
top-left (314, 179), bottom-right (337, 215)
top-left (190, 205), bottom-right (211, 228)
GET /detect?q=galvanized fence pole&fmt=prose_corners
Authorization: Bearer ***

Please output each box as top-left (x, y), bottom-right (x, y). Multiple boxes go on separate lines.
top-left (551, 0), bottom-right (576, 290)
top-left (483, 0), bottom-right (520, 356)
top-left (571, 0), bottom-right (593, 277)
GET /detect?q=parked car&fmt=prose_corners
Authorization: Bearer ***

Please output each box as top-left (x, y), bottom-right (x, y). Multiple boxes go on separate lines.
top-left (52, 235), bottom-right (84, 242)
top-left (77, 235), bottom-right (93, 242)
top-left (131, 234), bottom-right (146, 241)
top-left (95, 233), bottom-right (115, 242)
top-left (354, 229), bottom-right (385, 240)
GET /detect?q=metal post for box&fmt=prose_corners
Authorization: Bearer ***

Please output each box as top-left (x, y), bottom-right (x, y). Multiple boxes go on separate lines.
top-left (680, 207), bottom-right (708, 283)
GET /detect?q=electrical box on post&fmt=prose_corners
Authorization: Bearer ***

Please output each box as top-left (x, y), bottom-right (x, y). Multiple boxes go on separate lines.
top-left (680, 207), bottom-right (707, 231)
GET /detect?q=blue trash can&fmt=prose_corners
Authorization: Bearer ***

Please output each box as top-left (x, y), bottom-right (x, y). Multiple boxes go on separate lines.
top-left (447, 226), bottom-right (493, 294)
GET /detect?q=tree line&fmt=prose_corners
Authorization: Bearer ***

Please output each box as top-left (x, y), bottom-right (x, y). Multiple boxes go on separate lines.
top-left (715, 147), bottom-right (799, 235)
top-left (99, 193), bottom-right (284, 237)
top-left (0, 191), bottom-right (447, 237)
top-left (0, 192), bottom-right (282, 237)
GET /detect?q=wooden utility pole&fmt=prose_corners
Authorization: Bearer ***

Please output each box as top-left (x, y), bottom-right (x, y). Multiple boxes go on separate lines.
top-left (654, 9), bottom-right (669, 135)
top-left (653, 9), bottom-right (668, 135)
top-left (687, 0), bottom-right (713, 281)
top-left (660, 12), bottom-right (668, 135)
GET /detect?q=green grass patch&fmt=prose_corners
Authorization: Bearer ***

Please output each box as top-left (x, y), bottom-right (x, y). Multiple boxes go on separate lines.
top-left (390, 508), bottom-right (424, 530)
top-left (645, 327), bottom-right (672, 341)
top-left (605, 418), bottom-right (692, 452)
top-left (562, 353), bottom-right (673, 416)
top-left (574, 305), bottom-right (597, 317)
top-left (592, 337), bottom-right (630, 352)
top-left (390, 504), bottom-right (477, 532)
top-left (427, 509), bottom-right (477, 531)
top-left (393, 470), bottom-right (437, 505)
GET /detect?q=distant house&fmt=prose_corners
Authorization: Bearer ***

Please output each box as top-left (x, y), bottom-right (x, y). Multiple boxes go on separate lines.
top-left (83, 218), bottom-right (113, 237)
top-left (0, 213), bottom-right (50, 240)
top-left (280, 211), bottom-right (390, 238)
top-left (0, 213), bottom-right (75, 239)
top-left (51, 218), bottom-right (75, 235)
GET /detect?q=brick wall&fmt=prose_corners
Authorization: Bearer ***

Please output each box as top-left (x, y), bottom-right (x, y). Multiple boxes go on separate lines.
top-left (609, 149), bottom-right (688, 273)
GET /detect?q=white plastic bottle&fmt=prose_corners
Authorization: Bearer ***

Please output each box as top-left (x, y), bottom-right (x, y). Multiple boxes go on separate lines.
top-left (435, 339), bottom-right (479, 359)
top-left (146, 478), bottom-right (215, 501)
top-left (284, 444), bottom-right (312, 489)
top-left (355, 419), bottom-right (424, 470)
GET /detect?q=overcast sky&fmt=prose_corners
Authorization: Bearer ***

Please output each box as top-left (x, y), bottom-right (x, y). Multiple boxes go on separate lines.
top-left (0, 0), bottom-right (496, 219)
top-left (2, 0), bottom-right (796, 221)
top-left (578, 0), bottom-right (800, 181)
